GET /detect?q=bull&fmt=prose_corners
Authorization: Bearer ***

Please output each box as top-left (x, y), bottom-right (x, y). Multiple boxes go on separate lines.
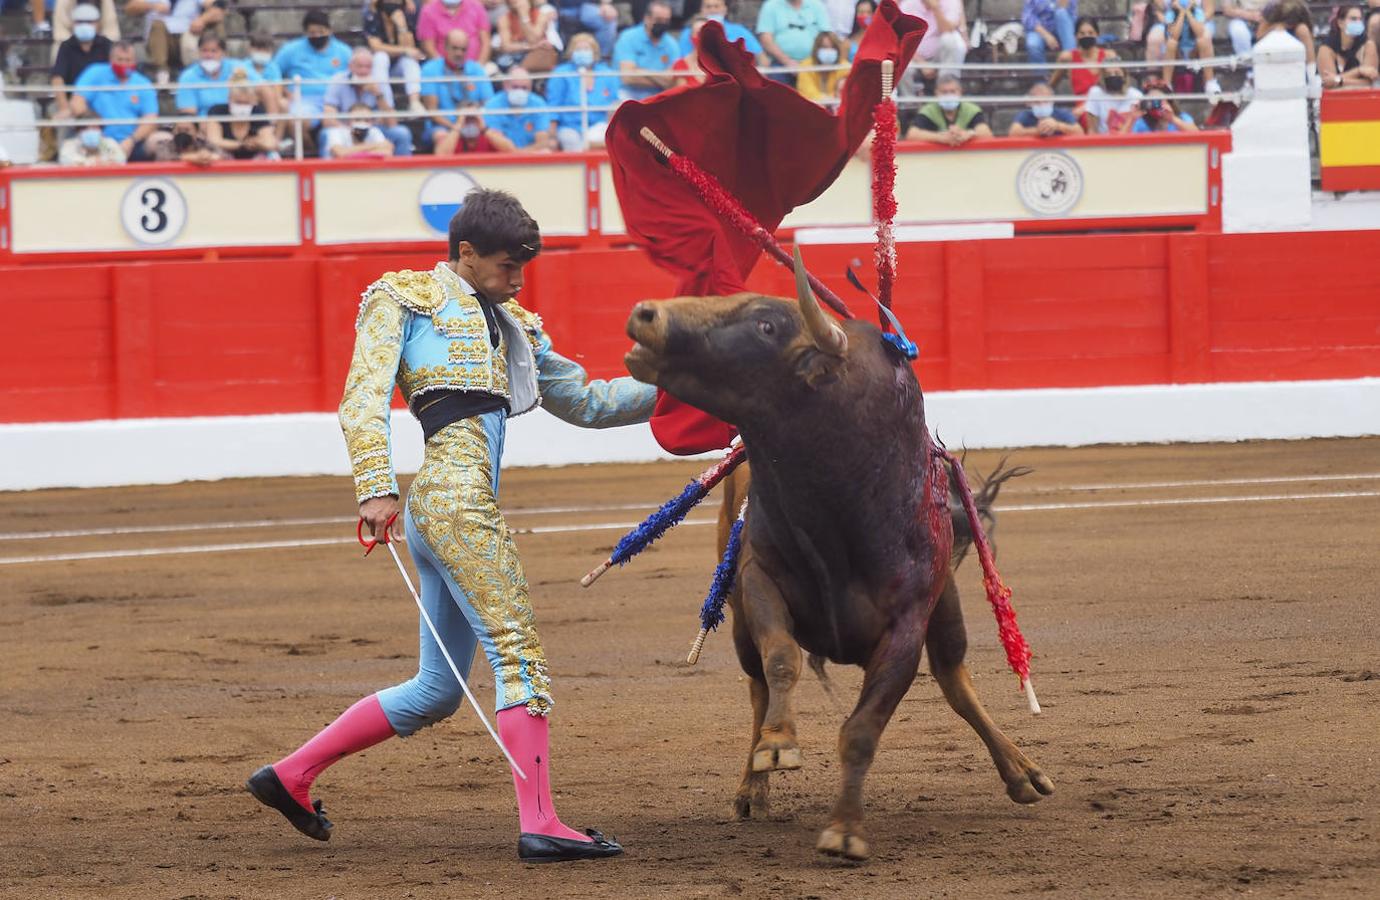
top-left (624, 263), bottom-right (1053, 861)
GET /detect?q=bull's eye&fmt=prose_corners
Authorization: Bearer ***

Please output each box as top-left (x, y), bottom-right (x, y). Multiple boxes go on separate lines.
top-left (758, 320), bottom-right (775, 336)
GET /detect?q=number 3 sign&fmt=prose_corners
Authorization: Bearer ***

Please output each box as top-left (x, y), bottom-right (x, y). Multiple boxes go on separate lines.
top-left (120, 178), bottom-right (188, 246)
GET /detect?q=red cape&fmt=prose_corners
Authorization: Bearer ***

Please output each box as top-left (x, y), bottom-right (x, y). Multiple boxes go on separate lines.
top-left (607, 1), bottom-right (925, 454)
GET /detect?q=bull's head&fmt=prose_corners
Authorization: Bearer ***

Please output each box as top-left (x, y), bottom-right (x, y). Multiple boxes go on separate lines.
top-left (624, 251), bottom-right (853, 425)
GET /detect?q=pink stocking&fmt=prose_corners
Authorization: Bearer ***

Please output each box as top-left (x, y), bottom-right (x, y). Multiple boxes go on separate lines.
top-left (273, 694), bottom-right (396, 812)
top-left (497, 706), bottom-right (591, 841)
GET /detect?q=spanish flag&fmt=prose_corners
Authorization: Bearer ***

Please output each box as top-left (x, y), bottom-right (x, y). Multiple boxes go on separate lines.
top-left (1320, 90), bottom-right (1380, 192)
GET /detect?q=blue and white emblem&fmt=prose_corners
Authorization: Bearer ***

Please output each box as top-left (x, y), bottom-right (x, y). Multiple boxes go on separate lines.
top-left (418, 170), bottom-right (479, 235)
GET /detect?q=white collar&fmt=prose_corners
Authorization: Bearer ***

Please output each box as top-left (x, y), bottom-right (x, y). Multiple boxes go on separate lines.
top-left (434, 261), bottom-right (482, 300)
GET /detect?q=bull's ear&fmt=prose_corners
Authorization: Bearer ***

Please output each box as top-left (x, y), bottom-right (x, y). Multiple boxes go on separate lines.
top-left (796, 348), bottom-right (845, 388)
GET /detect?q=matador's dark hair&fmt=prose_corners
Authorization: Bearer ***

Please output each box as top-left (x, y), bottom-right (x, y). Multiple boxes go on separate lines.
top-left (447, 189), bottom-right (543, 264)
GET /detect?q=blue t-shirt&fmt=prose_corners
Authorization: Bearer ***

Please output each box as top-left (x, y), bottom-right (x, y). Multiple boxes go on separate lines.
top-left (1131, 113), bottom-right (1192, 133)
top-left (1013, 106), bottom-right (1079, 128)
top-left (483, 91), bottom-right (554, 148)
top-left (755, 0), bottom-right (831, 62)
top-left (543, 61), bottom-right (621, 129)
top-left (249, 59), bottom-right (283, 84)
top-left (74, 64), bottom-right (158, 141)
top-left (679, 20), bottom-right (762, 56)
top-left (272, 36), bottom-right (353, 99)
top-left (175, 60), bottom-right (262, 115)
top-left (419, 57), bottom-right (493, 123)
top-left (612, 24), bottom-right (679, 100)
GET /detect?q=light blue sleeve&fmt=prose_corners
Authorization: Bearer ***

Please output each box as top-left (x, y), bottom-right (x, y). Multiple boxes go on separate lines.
top-left (756, 0), bottom-right (780, 36)
top-left (809, 0), bottom-right (831, 33)
top-left (534, 332), bottom-right (656, 428)
top-left (612, 27), bottom-right (637, 66)
top-left (322, 78), bottom-right (347, 110)
top-left (419, 59), bottom-right (441, 99)
top-left (273, 42), bottom-right (295, 77)
top-left (174, 67), bottom-right (197, 111)
top-left (472, 64), bottom-right (495, 103)
top-left (739, 26), bottom-right (763, 54)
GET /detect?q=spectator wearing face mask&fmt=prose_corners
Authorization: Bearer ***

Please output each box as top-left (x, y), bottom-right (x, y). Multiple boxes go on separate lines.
top-left (420, 28), bottom-right (495, 150)
top-left (149, 118), bottom-right (220, 164)
top-left (558, 0), bottom-right (619, 58)
top-left (176, 33), bottom-right (263, 117)
top-left (124, 0), bottom-right (226, 85)
top-left (1008, 81), bottom-right (1084, 137)
top-left (679, 0), bottom-right (766, 64)
top-left (50, 0), bottom-right (119, 61)
top-left (70, 41), bottom-right (164, 161)
top-left (274, 10), bottom-right (354, 125)
top-left (50, 3), bottom-right (111, 120)
top-left (1050, 16), bottom-right (1119, 98)
top-left (546, 32), bottom-right (621, 150)
top-left (615, 0), bottom-right (681, 100)
top-left (848, 0), bottom-right (874, 58)
top-left (905, 73), bottom-right (992, 144)
top-left (1083, 65), bottom-right (1142, 133)
top-left (434, 101), bottom-right (502, 153)
top-left (796, 30), bottom-right (850, 102)
top-left (243, 32), bottom-right (290, 119)
top-left (365, 0), bottom-right (427, 114)
top-left (483, 66), bottom-right (557, 151)
top-left (59, 109), bottom-right (127, 165)
top-left (1319, 5), bottom-right (1380, 89)
top-left (1160, 0), bottom-right (1221, 96)
top-left (671, 17), bottom-right (710, 86)
top-left (206, 71), bottom-right (280, 159)
top-left (322, 102), bottom-right (397, 157)
top-left (757, 0), bottom-right (832, 84)
top-left (323, 46), bottom-right (415, 156)
top-left (416, 0), bottom-right (491, 64)
top-left (1130, 80), bottom-right (1197, 132)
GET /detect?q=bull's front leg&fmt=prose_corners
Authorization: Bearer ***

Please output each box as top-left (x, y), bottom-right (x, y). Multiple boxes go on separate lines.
top-left (738, 558), bottom-right (804, 774)
top-left (817, 610), bottom-right (923, 862)
top-left (729, 592), bottom-right (771, 819)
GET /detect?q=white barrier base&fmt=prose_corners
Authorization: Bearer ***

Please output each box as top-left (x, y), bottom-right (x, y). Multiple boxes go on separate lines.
top-left (2, 378), bottom-right (1378, 491)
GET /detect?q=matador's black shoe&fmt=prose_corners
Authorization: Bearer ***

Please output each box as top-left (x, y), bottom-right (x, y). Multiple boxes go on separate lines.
top-left (246, 765), bottom-right (333, 841)
top-left (518, 829), bottom-right (624, 863)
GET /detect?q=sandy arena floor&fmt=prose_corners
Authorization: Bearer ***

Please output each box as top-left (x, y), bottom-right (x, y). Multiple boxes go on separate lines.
top-left (1, 438), bottom-right (1378, 899)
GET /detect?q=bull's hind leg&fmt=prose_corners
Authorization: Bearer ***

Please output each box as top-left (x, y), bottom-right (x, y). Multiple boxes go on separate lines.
top-left (817, 619), bottom-right (922, 862)
top-left (927, 579), bottom-right (1053, 804)
top-left (738, 558), bottom-right (804, 775)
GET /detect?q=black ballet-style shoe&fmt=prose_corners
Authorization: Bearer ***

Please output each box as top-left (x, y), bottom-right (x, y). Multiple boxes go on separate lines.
top-left (517, 829), bottom-right (624, 863)
top-left (246, 765), bottom-right (333, 842)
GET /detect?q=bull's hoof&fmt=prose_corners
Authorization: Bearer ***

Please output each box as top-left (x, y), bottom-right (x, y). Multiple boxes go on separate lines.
top-left (1006, 767), bottom-right (1055, 804)
top-left (731, 790), bottom-right (769, 820)
top-left (816, 824), bottom-right (870, 861)
top-left (751, 745), bottom-right (802, 773)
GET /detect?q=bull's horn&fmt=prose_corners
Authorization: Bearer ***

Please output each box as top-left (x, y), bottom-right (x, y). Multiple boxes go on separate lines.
top-left (793, 246), bottom-right (847, 356)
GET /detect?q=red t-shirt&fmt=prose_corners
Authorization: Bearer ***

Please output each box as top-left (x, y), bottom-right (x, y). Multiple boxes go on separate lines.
top-left (1070, 48), bottom-right (1106, 96)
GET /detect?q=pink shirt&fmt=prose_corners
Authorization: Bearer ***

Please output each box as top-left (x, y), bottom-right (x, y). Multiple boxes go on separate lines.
top-left (901, 0), bottom-right (964, 59)
top-left (416, 0), bottom-right (490, 61)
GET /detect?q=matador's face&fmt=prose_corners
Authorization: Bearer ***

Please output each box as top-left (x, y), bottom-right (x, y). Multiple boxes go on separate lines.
top-left (456, 245), bottom-right (528, 304)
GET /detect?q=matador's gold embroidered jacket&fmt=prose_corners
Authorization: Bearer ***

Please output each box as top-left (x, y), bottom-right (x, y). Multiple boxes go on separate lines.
top-left (340, 262), bottom-right (657, 503)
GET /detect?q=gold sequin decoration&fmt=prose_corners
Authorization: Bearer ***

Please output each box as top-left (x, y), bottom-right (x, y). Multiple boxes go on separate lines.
top-left (339, 290), bottom-right (405, 503)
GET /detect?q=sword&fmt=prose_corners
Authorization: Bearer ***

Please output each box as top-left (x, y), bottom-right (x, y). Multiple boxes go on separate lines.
top-left (361, 515), bottom-right (527, 780)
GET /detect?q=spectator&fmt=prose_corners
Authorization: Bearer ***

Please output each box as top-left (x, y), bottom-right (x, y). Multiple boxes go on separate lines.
top-left (175, 33), bottom-right (262, 117)
top-left (244, 32), bottom-right (289, 115)
top-left (1222, 0), bottom-right (1269, 56)
top-left (26, 0), bottom-right (50, 38)
top-left (50, 0), bottom-right (119, 60)
top-left (904, 73), bottom-right (991, 143)
top-left (1161, 0), bottom-right (1221, 96)
top-left (824, 0), bottom-right (858, 35)
top-left (205, 70), bottom-right (279, 159)
top-left (365, 0), bottom-right (427, 114)
top-left (58, 109), bottom-right (127, 164)
top-left (322, 102), bottom-right (396, 157)
top-left (420, 28), bottom-right (494, 150)
top-left (848, 0), bottom-right (874, 58)
top-left (323, 46), bottom-right (416, 156)
top-left (908, 0), bottom-right (967, 79)
top-left (558, 0), bottom-right (620, 58)
top-left (757, 0), bottom-right (832, 83)
top-left (1142, 0), bottom-right (1168, 67)
top-left (434, 101), bottom-right (503, 152)
top-left (613, 0), bottom-right (679, 100)
top-left (1131, 79), bottom-right (1197, 131)
top-left (273, 11), bottom-right (353, 125)
top-left (70, 41), bottom-right (163, 160)
top-left (1051, 16), bottom-right (1117, 97)
top-left (681, 0), bottom-right (766, 63)
top-left (671, 17), bottom-right (709, 86)
top-left (1260, 0), bottom-right (1316, 66)
top-left (416, 0), bottom-right (491, 64)
top-left (495, 0), bottom-right (563, 72)
top-left (1023, 0), bottom-right (1076, 72)
top-left (50, 4), bottom-right (111, 120)
top-left (124, 0), bottom-right (226, 85)
top-left (1083, 64), bottom-right (1142, 132)
top-left (1369, 6), bottom-right (1380, 54)
top-left (482, 66), bottom-right (557, 150)
top-left (1319, 5), bottom-right (1380, 89)
top-left (1008, 81), bottom-right (1084, 137)
top-left (546, 31), bottom-right (621, 150)
top-left (796, 29), bottom-right (850, 102)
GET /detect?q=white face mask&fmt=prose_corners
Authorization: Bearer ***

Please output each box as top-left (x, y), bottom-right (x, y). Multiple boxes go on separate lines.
top-left (1031, 102), bottom-right (1054, 118)
top-left (229, 102), bottom-right (254, 118)
top-left (250, 51), bottom-right (272, 66)
top-left (816, 47), bottom-right (839, 65)
top-left (80, 128), bottom-right (103, 149)
top-left (200, 58), bottom-right (222, 76)
top-left (938, 96), bottom-right (960, 111)
top-left (441, 0), bottom-right (461, 6)
top-left (73, 23), bottom-right (97, 42)
top-left (506, 87), bottom-right (530, 107)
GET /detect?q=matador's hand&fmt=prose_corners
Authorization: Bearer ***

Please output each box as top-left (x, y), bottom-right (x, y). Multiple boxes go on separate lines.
top-left (360, 495), bottom-right (403, 543)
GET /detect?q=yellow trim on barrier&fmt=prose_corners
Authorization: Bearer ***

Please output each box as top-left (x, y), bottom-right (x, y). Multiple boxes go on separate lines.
top-left (1320, 121), bottom-right (1380, 168)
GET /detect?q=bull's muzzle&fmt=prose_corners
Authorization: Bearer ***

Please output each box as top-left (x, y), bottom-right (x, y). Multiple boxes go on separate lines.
top-left (625, 301), bottom-right (667, 385)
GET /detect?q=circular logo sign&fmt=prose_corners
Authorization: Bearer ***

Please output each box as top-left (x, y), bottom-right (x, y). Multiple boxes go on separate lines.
top-left (120, 178), bottom-right (188, 245)
top-left (418, 170), bottom-right (480, 235)
top-left (1015, 151), bottom-right (1083, 217)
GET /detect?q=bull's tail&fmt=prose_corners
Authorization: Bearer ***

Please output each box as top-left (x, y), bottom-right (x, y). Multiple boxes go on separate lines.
top-left (807, 653), bottom-right (842, 712)
top-left (947, 452), bottom-right (1033, 567)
